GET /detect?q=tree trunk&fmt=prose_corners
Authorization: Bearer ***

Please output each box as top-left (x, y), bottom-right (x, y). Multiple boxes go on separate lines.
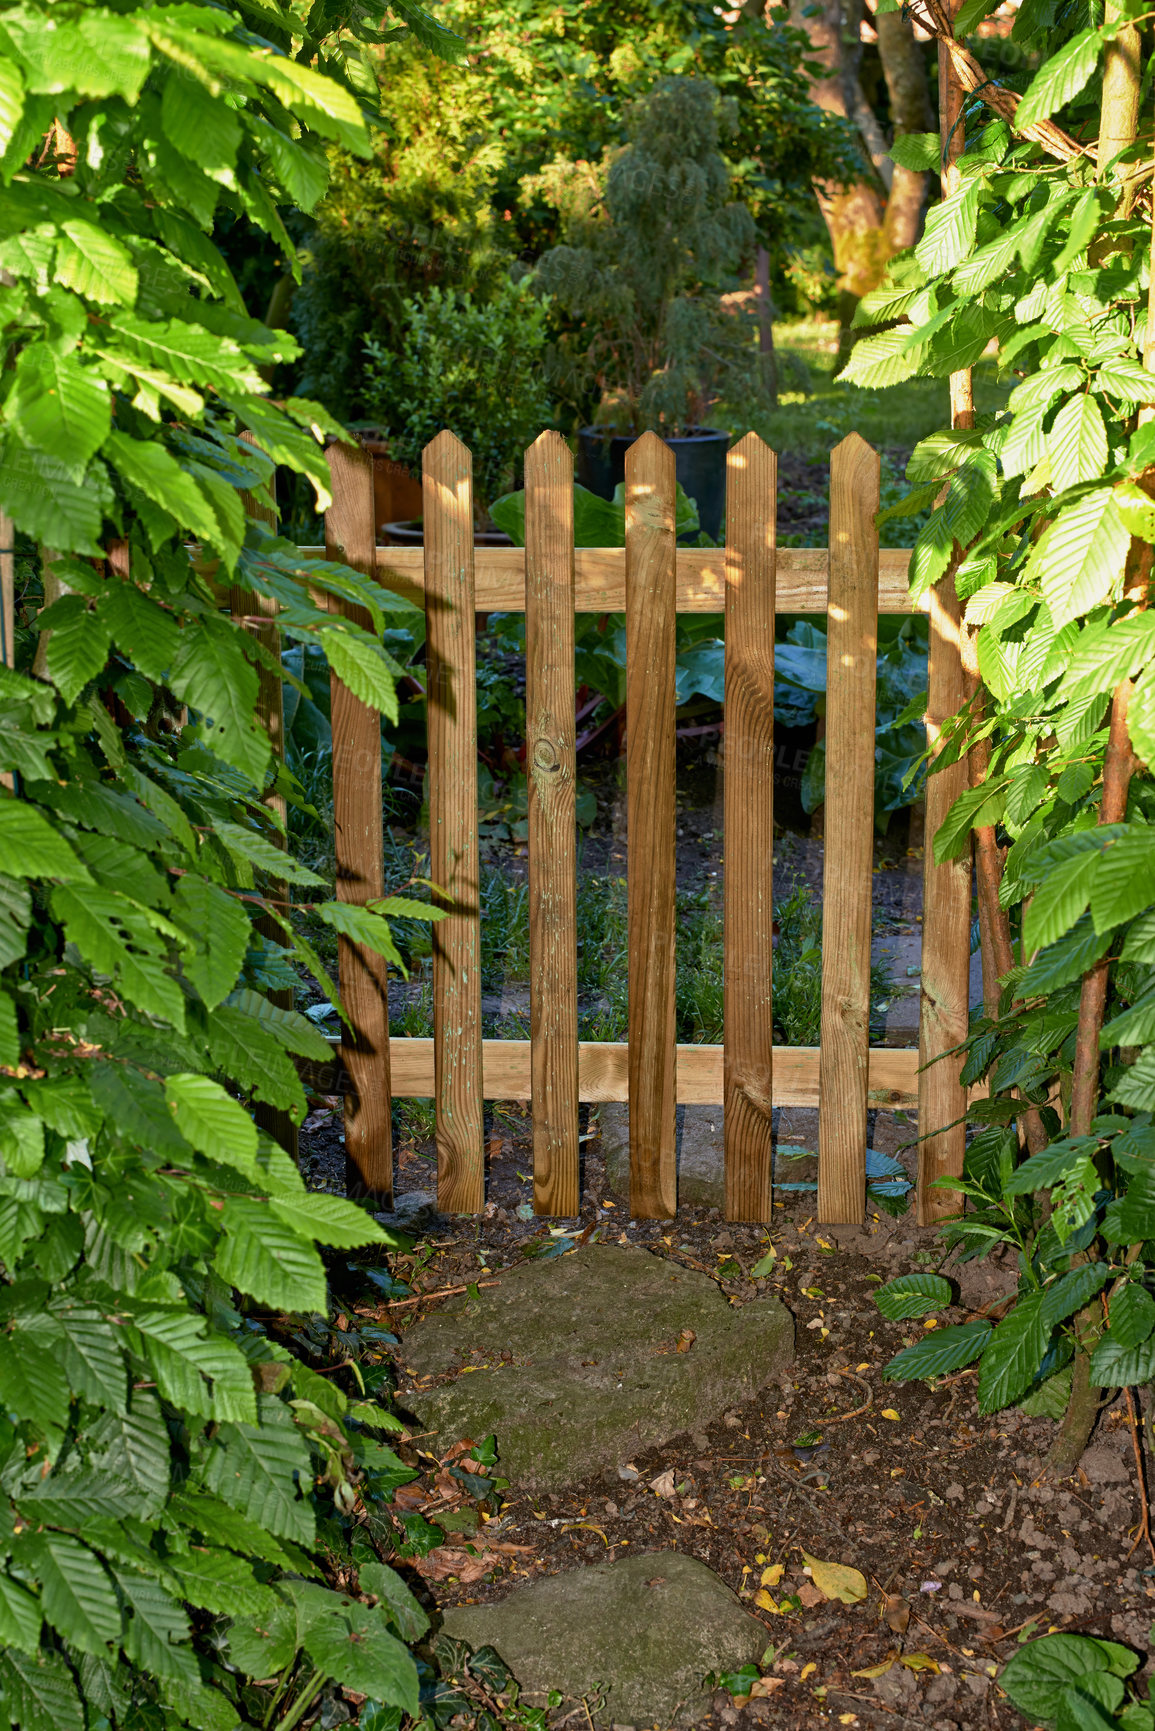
top-left (790, 0), bottom-right (889, 357)
top-left (876, 9), bottom-right (933, 250)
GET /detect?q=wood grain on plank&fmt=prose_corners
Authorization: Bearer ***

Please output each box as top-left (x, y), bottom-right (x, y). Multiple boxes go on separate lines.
top-left (424, 431), bottom-right (484, 1215)
top-left (817, 435), bottom-right (880, 1225)
top-left (625, 433), bottom-right (678, 1219)
top-left (525, 433), bottom-right (580, 1216)
top-left (918, 574), bottom-right (971, 1222)
top-left (325, 441), bottom-right (392, 1200)
top-left (310, 1038), bottom-right (923, 1109)
top-left (723, 434), bottom-right (776, 1223)
top-left (317, 545), bottom-right (919, 615)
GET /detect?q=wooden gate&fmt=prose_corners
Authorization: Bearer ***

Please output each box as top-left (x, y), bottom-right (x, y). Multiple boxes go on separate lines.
top-left (312, 429), bottom-right (971, 1226)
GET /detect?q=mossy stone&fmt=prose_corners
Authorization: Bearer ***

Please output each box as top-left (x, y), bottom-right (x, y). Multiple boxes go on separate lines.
top-left (399, 1243), bottom-right (793, 1491)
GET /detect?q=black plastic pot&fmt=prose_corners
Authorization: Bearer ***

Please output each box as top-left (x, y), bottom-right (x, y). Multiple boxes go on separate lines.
top-left (576, 426), bottom-right (731, 542)
top-left (380, 519), bottom-right (513, 547)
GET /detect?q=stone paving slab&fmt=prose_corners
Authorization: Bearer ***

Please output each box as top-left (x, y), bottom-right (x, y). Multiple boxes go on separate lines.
top-left (440, 1550), bottom-right (765, 1725)
top-left (398, 1243), bottom-right (793, 1491)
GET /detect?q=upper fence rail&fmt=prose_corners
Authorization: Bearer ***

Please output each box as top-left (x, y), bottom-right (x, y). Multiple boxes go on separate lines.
top-left (313, 428), bottom-right (970, 1229)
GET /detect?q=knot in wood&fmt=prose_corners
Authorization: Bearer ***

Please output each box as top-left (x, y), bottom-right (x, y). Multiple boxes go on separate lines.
top-left (532, 737), bottom-right (560, 774)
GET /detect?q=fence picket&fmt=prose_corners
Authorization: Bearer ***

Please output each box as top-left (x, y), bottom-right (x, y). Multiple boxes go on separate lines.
top-left (424, 431), bottom-right (485, 1214)
top-left (723, 433), bottom-right (776, 1223)
top-left (918, 577), bottom-right (970, 1221)
top-left (625, 432), bottom-right (678, 1219)
top-left (817, 434), bottom-right (879, 1224)
top-left (325, 441), bottom-right (393, 1200)
top-left (525, 433), bottom-right (580, 1217)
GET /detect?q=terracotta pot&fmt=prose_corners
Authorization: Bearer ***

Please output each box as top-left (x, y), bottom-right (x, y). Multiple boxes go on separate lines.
top-left (353, 430), bottom-right (424, 534)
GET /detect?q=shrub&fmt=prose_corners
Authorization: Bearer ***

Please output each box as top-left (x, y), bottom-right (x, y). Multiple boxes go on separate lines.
top-left (363, 280), bottom-right (554, 522)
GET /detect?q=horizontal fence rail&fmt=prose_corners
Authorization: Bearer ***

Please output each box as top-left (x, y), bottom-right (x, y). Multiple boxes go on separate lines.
top-left (304, 430), bottom-right (971, 1226)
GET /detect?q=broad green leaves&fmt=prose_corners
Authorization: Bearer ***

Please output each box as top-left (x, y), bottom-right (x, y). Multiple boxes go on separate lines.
top-left (1016, 30), bottom-right (1101, 128)
top-left (1027, 491), bottom-right (1130, 628)
top-left (872, 1272), bottom-right (952, 1320)
top-left (1047, 394), bottom-right (1106, 492)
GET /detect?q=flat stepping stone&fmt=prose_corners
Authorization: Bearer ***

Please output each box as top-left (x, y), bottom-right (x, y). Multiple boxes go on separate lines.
top-left (441, 1550), bottom-right (764, 1725)
top-left (398, 1243), bottom-right (793, 1491)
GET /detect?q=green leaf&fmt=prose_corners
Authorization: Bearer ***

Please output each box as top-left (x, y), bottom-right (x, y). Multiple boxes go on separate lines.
top-left (1001, 1635), bottom-right (1137, 1725)
top-left (0, 799), bottom-right (88, 880)
top-left (1040, 1263), bottom-right (1111, 1329)
top-left (172, 1492), bottom-right (299, 1571)
top-left (953, 0), bottom-right (1000, 32)
top-left (313, 899), bottom-right (403, 967)
top-left (41, 592), bottom-right (112, 704)
top-left (164, 1545), bottom-right (278, 1620)
top-left (1015, 30), bottom-right (1101, 127)
top-left (16, 1469), bottom-right (145, 1524)
top-left (227, 1595), bottom-right (299, 1676)
top-left (165, 1073), bottom-right (258, 1173)
top-left (0, 988), bottom-right (17, 1069)
top-left (51, 884), bottom-right (187, 1027)
top-left (1047, 394), bottom-right (1107, 493)
top-left (1030, 490), bottom-right (1131, 629)
top-left (172, 876), bottom-right (252, 1008)
top-left (213, 821), bottom-right (325, 886)
top-left (883, 1320), bottom-right (992, 1381)
top-left (977, 1294), bottom-right (1049, 1414)
top-left (31, 1534), bottom-right (121, 1654)
top-left (1022, 849), bottom-right (1100, 952)
top-left (99, 583), bottom-right (181, 683)
top-left (87, 1392), bottom-right (171, 1515)
top-left (1108, 1282), bottom-right (1155, 1349)
top-left (873, 1272), bottom-right (952, 1320)
top-left (1091, 831), bottom-right (1155, 932)
top-left (270, 1192), bottom-right (386, 1249)
top-left (54, 219), bottom-right (137, 305)
top-left (0, 1321), bottom-right (69, 1440)
top-left (170, 620), bottom-right (269, 782)
top-left (0, 58), bottom-right (26, 159)
top-left (358, 1561), bottom-right (430, 1643)
top-left (839, 325), bottom-right (924, 389)
top-left (117, 1570), bottom-right (198, 1684)
top-left (1088, 1331), bottom-right (1155, 1387)
top-left (203, 1397), bottom-right (315, 1544)
top-left (54, 1303), bottom-right (128, 1413)
top-left (1095, 357), bottom-right (1155, 403)
top-left (8, 346), bottom-right (111, 477)
top-left (1126, 660), bottom-right (1155, 773)
top-left (301, 1599), bottom-right (420, 1711)
top-left (160, 67), bottom-right (241, 173)
top-left (0, 874), bottom-right (31, 967)
top-left (1109, 1045), bottom-right (1155, 1110)
top-left (0, 1573), bottom-right (42, 1654)
top-left (321, 628), bottom-right (400, 723)
top-left (206, 1003), bottom-right (306, 1116)
top-left (916, 179), bottom-right (983, 276)
top-left (888, 131), bottom-right (939, 171)
top-left (226, 988), bottom-right (334, 1061)
top-left (0, 1649), bottom-right (85, 1731)
top-left (104, 431), bottom-right (221, 550)
top-left (214, 1195), bottom-right (327, 1312)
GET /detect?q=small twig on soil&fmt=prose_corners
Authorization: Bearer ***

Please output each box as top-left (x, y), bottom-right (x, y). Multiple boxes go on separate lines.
top-left (384, 1279), bottom-right (501, 1310)
top-left (819, 1371), bottom-right (873, 1425)
top-left (1123, 1383), bottom-right (1155, 1563)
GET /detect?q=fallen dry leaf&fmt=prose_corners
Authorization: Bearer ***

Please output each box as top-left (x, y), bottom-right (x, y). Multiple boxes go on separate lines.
top-left (851, 1656), bottom-right (896, 1680)
top-left (899, 1653), bottom-right (940, 1673)
top-left (675, 1328), bottom-right (696, 1352)
top-left (884, 1592), bottom-right (911, 1634)
top-left (414, 1540), bottom-right (534, 1584)
top-left (754, 1589), bottom-right (781, 1613)
top-left (761, 1563), bottom-right (785, 1587)
top-left (649, 1468), bottom-right (677, 1498)
top-left (797, 1582), bottom-right (825, 1608)
top-left (749, 1678), bottom-right (785, 1699)
top-left (802, 1552), bottom-right (868, 1606)
top-left (881, 1408), bottom-right (901, 1421)
top-left (391, 1483), bottom-right (431, 1511)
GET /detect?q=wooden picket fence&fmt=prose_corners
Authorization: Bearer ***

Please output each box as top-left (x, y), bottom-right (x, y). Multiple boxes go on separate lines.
top-left (301, 429), bottom-right (972, 1227)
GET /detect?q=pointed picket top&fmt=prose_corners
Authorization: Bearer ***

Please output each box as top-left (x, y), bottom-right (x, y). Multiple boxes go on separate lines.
top-left (830, 430), bottom-right (878, 473)
top-left (423, 427), bottom-right (471, 476)
top-left (727, 429), bottom-right (776, 469)
top-left (525, 428), bottom-right (573, 480)
top-left (725, 431), bottom-right (776, 568)
top-left (625, 430), bottom-right (676, 537)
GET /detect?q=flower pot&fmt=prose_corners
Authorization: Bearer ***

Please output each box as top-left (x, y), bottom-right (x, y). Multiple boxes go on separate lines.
top-left (351, 428), bottom-right (424, 534)
top-left (380, 519), bottom-right (514, 548)
top-left (576, 426), bottom-right (731, 542)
